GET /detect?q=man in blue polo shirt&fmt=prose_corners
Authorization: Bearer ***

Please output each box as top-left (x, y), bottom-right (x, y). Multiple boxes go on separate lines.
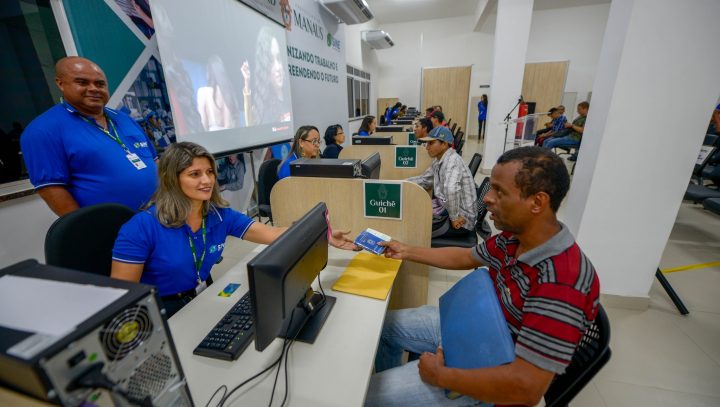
top-left (21, 56), bottom-right (158, 215)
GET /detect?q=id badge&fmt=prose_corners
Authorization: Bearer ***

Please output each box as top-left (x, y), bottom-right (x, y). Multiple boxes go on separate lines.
top-left (195, 280), bottom-right (208, 295)
top-left (126, 153), bottom-right (147, 170)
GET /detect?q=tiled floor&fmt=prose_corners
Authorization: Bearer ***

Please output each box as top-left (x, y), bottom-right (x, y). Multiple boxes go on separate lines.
top-left (217, 137), bottom-right (720, 405)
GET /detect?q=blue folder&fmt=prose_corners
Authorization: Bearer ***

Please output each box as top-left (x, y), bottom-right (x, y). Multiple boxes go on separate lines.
top-left (439, 268), bottom-right (515, 370)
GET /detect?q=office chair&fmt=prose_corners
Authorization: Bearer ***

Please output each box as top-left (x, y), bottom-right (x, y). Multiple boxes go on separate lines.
top-left (450, 123), bottom-right (457, 134)
top-left (544, 304), bottom-right (612, 407)
top-left (431, 177), bottom-right (491, 248)
top-left (45, 203), bottom-right (136, 276)
top-left (258, 158), bottom-right (281, 225)
top-left (468, 153), bottom-right (483, 178)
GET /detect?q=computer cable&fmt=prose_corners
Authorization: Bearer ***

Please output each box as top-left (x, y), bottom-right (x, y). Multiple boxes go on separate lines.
top-left (66, 362), bottom-right (153, 407)
top-left (204, 385), bottom-right (227, 407)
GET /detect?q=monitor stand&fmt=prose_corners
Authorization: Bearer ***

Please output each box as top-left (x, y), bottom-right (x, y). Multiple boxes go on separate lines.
top-left (279, 293), bottom-right (336, 344)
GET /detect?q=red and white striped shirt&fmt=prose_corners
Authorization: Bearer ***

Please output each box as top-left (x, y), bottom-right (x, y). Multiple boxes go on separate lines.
top-left (472, 224), bottom-right (600, 374)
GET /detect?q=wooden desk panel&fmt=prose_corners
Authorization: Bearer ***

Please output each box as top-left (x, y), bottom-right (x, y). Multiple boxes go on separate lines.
top-left (271, 178), bottom-right (431, 309)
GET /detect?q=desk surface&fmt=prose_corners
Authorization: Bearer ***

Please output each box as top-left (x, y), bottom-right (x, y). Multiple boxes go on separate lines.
top-left (169, 247), bottom-right (390, 407)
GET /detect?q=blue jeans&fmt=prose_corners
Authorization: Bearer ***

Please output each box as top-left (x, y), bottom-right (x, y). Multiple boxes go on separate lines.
top-left (366, 306), bottom-right (490, 407)
top-left (544, 135), bottom-right (580, 150)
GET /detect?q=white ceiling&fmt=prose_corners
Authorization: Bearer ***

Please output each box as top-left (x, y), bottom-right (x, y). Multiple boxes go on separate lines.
top-left (364, 0), bottom-right (611, 25)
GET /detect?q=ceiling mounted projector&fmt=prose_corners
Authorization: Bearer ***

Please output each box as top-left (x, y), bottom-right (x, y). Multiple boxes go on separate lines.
top-left (321, 0), bottom-right (374, 25)
top-left (362, 30), bottom-right (394, 49)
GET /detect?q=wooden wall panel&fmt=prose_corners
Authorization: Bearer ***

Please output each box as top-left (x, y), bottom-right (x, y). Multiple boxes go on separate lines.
top-left (521, 61), bottom-right (569, 130)
top-left (377, 98), bottom-right (398, 118)
top-left (422, 67), bottom-right (472, 134)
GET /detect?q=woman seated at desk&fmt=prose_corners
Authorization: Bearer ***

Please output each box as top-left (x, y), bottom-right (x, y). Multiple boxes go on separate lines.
top-left (357, 115), bottom-right (376, 136)
top-left (277, 125), bottom-right (321, 180)
top-left (111, 141), bottom-right (356, 317)
top-left (322, 124), bottom-right (345, 159)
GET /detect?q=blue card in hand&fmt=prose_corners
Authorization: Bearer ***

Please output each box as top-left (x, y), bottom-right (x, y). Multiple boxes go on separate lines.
top-left (354, 228), bottom-right (391, 255)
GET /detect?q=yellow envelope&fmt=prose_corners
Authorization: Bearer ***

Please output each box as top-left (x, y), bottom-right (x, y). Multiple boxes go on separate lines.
top-left (332, 252), bottom-right (402, 300)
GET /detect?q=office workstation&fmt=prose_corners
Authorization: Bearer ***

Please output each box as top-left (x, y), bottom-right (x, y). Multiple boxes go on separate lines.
top-left (3, 0), bottom-right (719, 406)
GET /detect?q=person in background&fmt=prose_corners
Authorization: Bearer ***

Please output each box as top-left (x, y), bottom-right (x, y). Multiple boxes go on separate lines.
top-left (413, 118), bottom-right (433, 140)
top-left (544, 102), bottom-right (589, 152)
top-left (111, 142), bottom-right (358, 318)
top-left (358, 115), bottom-right (377, 136)
top-left (21, 56), bottom-right (158, 216)
top-left (535, 107), bottom-right (564, 147)
top-left (398, 105), bottom-right (408, 118)
top-left (430, 110), bottom-right (446, 129)
top-left (386, 102), bottom-right (402, 124)
top-left (425, 107), bottom-right (435, 118)
top-left (322, 124), bottom-right (345, 159)
top-left (408, 127), bottom-right (477, 239)
top-left (478, 94), bottom-right (488, 140)
top-left (365, 147), bottom-right (599, 407)
top-left (277, 125), bottom-right (321, 179)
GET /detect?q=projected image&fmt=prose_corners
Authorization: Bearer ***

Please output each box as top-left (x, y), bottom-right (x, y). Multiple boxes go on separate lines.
top-left (152, 0), bottom-right (294, 154)
top-left (113, 0), bottom-right (155, 38)
top-left (243, 27), bottom-right (292, 126)
top-left (197, 55), bottom-right (241, 131)
top-left (117, 56), bottom-right (176, 148)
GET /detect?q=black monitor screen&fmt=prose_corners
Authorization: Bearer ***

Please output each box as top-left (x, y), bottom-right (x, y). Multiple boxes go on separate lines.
top-left (247, 203), bottom-right (332, 352)
top-left (360, 152), bottom-right (381, 179)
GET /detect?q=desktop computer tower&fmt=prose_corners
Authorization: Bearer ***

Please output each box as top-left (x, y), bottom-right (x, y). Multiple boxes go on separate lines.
top-left (290, 158), bottom-right (362, 178)
top-left (0, 260), bottom-right (193, 407)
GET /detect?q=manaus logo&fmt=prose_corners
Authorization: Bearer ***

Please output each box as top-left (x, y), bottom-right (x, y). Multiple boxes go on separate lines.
top-left (326, 33), bottom-right (341, 52)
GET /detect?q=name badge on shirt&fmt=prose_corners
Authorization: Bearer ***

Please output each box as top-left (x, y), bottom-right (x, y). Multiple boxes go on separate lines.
top-left (126, 153), bottom-right (147, 170)
top-left (195, 280), bottom-right (208, 295)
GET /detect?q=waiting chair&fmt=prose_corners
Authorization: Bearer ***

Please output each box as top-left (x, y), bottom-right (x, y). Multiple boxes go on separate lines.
top-left (431, 177), bottom-right (491, 248)
top-left (544, 304), bottom-right (612, 407)
top-left (257, 158), bottom-right (281, 225)
top-left (450, 123), bottom-right (457, 135)
top-left (45, 203), bottom-right (136, 276)
top-left (468, 153), bottom-right (483, 178)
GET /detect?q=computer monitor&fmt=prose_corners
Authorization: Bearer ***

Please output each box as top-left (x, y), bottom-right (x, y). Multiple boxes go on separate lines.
top-left (352, 135), bottom-right (393, 145)
top-left (247, 202), bottom-right (336, 352)
top-left (376, 126), bottom-right (405, 132)
top-left (360, 152), bottom-right (381, 179)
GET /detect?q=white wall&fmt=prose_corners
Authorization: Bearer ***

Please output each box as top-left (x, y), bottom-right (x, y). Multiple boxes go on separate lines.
top-left (527, 3), bottom-right (610, 103)
top-left (373, 15), bottom-right (495, 110)
top-left (343, 20), bottom-right (383, 137)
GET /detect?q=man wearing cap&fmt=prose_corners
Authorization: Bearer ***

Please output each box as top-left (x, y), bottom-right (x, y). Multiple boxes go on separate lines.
top-left (21, 56), bottom-right (158, 216)
top-left (535, 107), bottom-right (567, 147)
top-left (408, 126), bottom-right (477, 238)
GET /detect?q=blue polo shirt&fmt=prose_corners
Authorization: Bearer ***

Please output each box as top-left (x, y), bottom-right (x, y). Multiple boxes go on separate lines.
top-left (357, 130), bottom-right (369, 136)
top-left (20, 102), bottom-right (158, 210)
top-left (112, 205), bottom-right (255, 296)
top-left (277, 152), bottom-right (298, 180)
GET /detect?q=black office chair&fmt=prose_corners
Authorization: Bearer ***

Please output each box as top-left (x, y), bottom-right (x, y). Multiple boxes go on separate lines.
top-left (468, 153), bottom-right (483, 178)
top-left (45, 203), bottom-right (136, 276)
top-left (257, 158), bottom-right (281, 225)
top-left (450, 123), bottom-right (457, 135)
top-left (544, 304), bottom-right (612, 407)
top-left (431, 177), bottom-right (491, 248)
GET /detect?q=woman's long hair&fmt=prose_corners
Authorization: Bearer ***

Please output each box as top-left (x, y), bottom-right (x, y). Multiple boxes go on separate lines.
top-left (206, 55), bottom-right (238, 126)
top-left (252, 27), bottom-right (286, 124)
top-left (277, 125), bottom-right (319, 176)
top-left (359, 115), bottom-right (375, 134)
top-left (147, 142), bottom-right (228, 227)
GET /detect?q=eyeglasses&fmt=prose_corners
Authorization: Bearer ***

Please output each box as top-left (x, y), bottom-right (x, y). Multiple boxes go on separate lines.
top-left (302, 138), bottom-right (321, 146)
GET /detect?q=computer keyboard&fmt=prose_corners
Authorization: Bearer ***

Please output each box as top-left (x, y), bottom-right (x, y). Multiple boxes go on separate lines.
top-left (192, 292), bottom-right (255, 361)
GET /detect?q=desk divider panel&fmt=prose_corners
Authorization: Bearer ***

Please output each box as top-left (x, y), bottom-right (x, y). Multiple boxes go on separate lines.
top-left (339, 145), bottom-right (432, 179)
top-left (271, 178), bottom-right (431, 309)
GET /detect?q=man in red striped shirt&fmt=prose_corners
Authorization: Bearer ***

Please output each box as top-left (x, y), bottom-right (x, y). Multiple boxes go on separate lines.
top-left (365, 146), bottom-right (600, 407)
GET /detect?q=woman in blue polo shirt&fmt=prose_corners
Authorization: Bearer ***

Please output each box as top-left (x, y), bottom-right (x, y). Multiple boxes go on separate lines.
top-left (357, 115), bottom-right (376, 136)
top-left (111, 141), bottom-right (355, 317)
top-left (276, 125), bottom-right (321, 180)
